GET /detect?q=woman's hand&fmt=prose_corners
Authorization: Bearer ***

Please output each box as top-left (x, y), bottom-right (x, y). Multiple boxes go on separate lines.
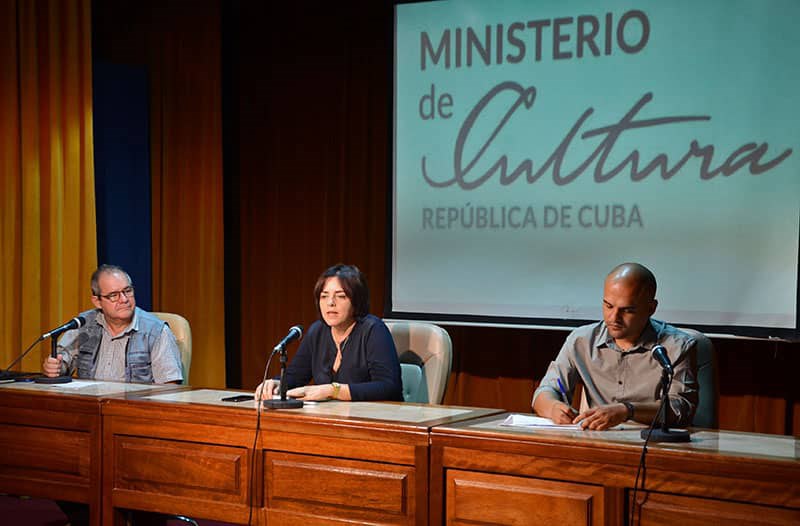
top-left (254, 379), bottom-right (279, 400)
top-left (287, 384), bottom-right (334, 401)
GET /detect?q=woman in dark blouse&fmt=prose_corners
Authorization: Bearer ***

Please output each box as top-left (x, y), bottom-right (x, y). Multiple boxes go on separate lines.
top-left (255, 264), bottom-right (402, 402)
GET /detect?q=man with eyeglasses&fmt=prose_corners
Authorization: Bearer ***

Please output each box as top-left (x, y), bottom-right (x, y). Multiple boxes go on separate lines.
top-left (41, 264), bottom-right (183, 384)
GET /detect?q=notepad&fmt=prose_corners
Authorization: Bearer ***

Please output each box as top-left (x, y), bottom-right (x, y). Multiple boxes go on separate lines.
top-left (500, 413), bottom-right (582, 429)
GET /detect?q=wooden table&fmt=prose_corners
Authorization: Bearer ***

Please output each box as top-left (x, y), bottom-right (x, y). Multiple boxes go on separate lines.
top-left (101, 389), bottom-right (501, 525)
top-left (0, 380), bottom-right (182, 526)
top-left (10, 383), bottom-right (798, 526)
top-left (430, 413), bottom-right (800, 525)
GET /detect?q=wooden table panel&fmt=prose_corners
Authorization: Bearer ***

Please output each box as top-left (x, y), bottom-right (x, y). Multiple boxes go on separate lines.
top-left (0, 423), bottom-right (90, 479)
top-left (430, 414), bottom-right (800, 526)
top-left (446, 469), bottom-right (605, 526)
top-left (103, 410), bottom-right (258, 525)
top-left (0, 384), bottom-right (100, 522)
top-left (267, 451), bottom-right (415, 524)
top-left (112, 435), bottom-right (249, 501)
top-left (634, 491), bottom-right (800, 526)
top-left (102, 391), bottom-right (500, 526)
top-left (262, 429), bottom-right (419, 465)
top-left (0, 380), bottom-right (179, 526)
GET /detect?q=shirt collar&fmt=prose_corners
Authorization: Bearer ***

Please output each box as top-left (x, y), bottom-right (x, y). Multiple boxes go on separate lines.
top-left (96, 307), bottom-right (138, 337)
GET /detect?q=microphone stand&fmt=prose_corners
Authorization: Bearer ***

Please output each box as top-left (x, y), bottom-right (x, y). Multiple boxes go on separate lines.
top-left (34, 336), bottom-right (73, 384)
top-left (263, 344), bottom-right (302, 409)
top-left (641, 368), bottom-right (689, 442)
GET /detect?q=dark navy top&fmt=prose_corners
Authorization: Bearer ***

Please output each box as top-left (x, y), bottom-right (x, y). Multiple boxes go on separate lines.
top-left (283, 314), bottom-right (403, 401)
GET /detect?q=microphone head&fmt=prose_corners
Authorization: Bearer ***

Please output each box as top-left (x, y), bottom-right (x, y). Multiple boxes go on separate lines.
top-left (290, 325), bottom-right (304, 340)
top-left (651, 344), bottom-right (673, 373)
top-left (74, 315), bottom-right (87, 328)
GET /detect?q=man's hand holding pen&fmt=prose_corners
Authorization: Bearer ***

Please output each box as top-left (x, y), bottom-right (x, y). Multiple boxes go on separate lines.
top-left (548, 401), bottom-right (579, 424)
top-left (552, 377), bottom-right (580, 423)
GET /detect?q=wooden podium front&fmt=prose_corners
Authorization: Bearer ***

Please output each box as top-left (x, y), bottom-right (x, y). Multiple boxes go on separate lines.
top-left (101, 389), bottom-right (500, 525)
top-left (0, 380), bottom-right (181, 526)
top-left (430, 413), bottom-right (800, 526)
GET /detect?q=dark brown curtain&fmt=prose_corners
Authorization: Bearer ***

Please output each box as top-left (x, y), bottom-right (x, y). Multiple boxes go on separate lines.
top-left (230, 2), bottom-right (392, 388)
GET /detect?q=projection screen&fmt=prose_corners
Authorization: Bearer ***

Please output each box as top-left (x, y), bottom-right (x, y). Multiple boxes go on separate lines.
top-left (390, 0), bottom-right (800, 339)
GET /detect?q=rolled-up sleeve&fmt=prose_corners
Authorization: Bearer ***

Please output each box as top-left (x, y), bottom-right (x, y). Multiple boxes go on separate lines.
top-left (151, 325), bottom-right (184, 384)
top-left (56, 329), bottom-right (81, 376)
top-left (532, 332), bottom-right (580, 408)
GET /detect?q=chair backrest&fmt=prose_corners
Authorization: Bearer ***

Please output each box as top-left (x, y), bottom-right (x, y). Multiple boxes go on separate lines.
top-left (680, 328), bottom-right (718, 429)
top-left (400, 362), bottom-right (428, 404)
top-left (152, 312), bottom-right (192, 385)
top-left (385, 321), bottom-right (452, 404)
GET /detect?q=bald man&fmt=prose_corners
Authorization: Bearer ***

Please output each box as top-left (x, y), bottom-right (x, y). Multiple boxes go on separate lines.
top-left (532, 263), bottom-right (698, 430)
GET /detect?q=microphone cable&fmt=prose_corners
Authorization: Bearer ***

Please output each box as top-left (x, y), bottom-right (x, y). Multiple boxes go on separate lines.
top-left (629, 375), bottom-right (673, 526)
top-left (1, 335), bottom-right (45, 380)
top-left (629, 412), bottom-right (658, 525)
top-left (248, 348), bottom-right (279, 526)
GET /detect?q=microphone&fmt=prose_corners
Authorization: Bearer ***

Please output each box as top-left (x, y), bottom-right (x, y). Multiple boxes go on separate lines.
top-left (273, 325), bottom-right (303, 353)
top-left (641, 343), bottom-right (689, 443)
top-left (41, 316), bottom-right (86, 340)
top-left (35, 315), bottom-right (86, 385)
top-left (651, 344), bottom-right (673, 375)
top-left (265, 325), bottom-right (305, 410)
top-left (1, 315), bottom-right (86, 383)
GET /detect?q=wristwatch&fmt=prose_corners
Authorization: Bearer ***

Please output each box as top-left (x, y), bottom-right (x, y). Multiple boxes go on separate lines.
top-left (622, 401), bottom-right (635, 420)
top-left (332, 382), bottom-right (341, 399)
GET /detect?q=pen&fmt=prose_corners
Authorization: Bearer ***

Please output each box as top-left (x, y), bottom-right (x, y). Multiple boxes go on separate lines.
top-left (556, 378), bottom-right (578, 415)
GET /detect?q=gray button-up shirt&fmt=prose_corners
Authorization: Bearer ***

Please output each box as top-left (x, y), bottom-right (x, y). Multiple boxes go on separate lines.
top-left (533, 319), bottom-right (698, 427)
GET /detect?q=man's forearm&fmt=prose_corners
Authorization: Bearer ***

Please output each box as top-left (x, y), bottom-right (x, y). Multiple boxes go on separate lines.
top-left (532, 390), bottom-right (559, 416)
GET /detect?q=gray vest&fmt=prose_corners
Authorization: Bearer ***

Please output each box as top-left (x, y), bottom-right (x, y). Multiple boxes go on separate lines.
top-left (75, 307), bottom-right (165, 383)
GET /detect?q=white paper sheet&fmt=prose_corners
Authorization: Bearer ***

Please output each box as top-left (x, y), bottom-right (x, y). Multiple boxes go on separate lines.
top-left (500, 413), bottom-right (582, 430)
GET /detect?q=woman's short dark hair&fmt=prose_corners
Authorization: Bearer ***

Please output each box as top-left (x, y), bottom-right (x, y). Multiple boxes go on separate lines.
top-left (313, 264), bottom-right (370, 321)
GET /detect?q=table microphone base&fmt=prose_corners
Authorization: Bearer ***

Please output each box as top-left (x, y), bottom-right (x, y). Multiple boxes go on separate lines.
top-left (35, 375), bottom-right (73, 384)
top-left (263, 398), bottom-right (303, 409)
top-left (642, 428), bottom-right (690, 442)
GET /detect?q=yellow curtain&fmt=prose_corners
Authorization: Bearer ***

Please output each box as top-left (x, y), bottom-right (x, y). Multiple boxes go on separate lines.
top-left (0, 0), bottom-right (97, 372)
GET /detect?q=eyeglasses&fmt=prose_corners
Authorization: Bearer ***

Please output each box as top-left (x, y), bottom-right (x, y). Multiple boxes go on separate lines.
top-left (96, 286), bottom-right (135, 303)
